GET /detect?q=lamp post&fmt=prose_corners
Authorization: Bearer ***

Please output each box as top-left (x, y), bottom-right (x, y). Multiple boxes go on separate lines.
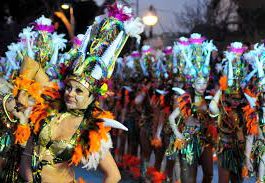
top-left (142, 5), bottom-right (158, 38)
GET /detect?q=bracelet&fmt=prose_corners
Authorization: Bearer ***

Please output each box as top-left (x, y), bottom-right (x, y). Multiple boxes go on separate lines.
top-left (3, 93), bottom-right (17, 123)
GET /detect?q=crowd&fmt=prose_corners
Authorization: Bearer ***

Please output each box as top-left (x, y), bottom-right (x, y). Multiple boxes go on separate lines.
top-left (107, 36), bottom-right (265, 183)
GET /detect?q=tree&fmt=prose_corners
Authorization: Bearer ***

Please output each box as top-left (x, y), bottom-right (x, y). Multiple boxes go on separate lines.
top-left (175, 0), bottom-right (211, 32)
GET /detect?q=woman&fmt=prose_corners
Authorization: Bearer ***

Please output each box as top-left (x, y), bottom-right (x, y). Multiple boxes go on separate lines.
top-left (243, 44), bottom-right (265, 183)
top-left (1, 2), bottom-right (144, 182)
top-left (168, 77), bottom-right (214, 183)
top-left (135, 45), bottom-right (157, 180)
top-left (210, 88), bottom-right (246, 183)
top-left (4, 77), bottom-right (121, 182)
top-left (209, 42), bottom-right (248, 183)
top-left (167, 33), bottom-right (217, 183)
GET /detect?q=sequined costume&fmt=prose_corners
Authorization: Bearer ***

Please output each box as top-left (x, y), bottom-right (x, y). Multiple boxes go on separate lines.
top-left (209, 41), bottom-right (249, 182)
top-left (26, 108), bottom-right (113, 183)
top-left (215, 96), bottom-right (246, 179)
top-left (167, 93), bottom-right (214, 163)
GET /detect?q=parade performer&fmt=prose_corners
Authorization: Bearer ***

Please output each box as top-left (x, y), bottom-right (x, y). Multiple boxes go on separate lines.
top-left (209, 42), bottom-right (249, 182)
top-left (0, 1), bottom-right (144, 182)
top-left (242, 43), bottom-right (265, 183)
top-left (134, 45), bottom-right (156, 181)
top-left (148, 47), bottom-right (175, 181)
top-left (167, 33), bottom-right (217, 183)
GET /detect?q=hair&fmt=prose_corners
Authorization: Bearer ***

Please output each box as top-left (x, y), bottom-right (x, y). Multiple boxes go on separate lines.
top-left (84, 100), bottom-right (96, 119)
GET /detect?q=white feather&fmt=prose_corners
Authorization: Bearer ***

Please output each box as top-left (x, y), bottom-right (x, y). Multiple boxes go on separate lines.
top-left (49, 33), bottom-right (67, 65)
top-left (224, 51), bottom-right (235, 87)
top-left (76, 34), bottom-right (84, 41)
top-left (52, 32), bottom-right (67, 50)
top-left (203, 40), bottom-right (217, 67)
top-left (243, 69), bottom-right (257, 85)
top-left (101, 31), bottom-right (124, 67)
top-left (123, 86), bottom-right (133, 92)
top-left (205, 96), bottom-right (213, 100)
top-left (91, 64), bottom-right (103, 80)
top-left (140, 58), bottom-right (148, 76)
top-left (35, 15), bottom-right (52, 25)
top-left (124, 17), bottom-right (144, 43)
top-left (155, 89), bottom-right (168, 95)
top-left (80, 26), bottom-right (92, 58)
top-left (172, 87), bottom-right (186, 95)
top-left (102, 118), bottom-right (128, 131)
top-left (81, 134), bottom-right (112, 170)
top-left (5, 51), bottom-right (19, 69)
top-left (244, 93), bottom-right (257, 109)
top-left (125, 56), bottom-right (135, 69)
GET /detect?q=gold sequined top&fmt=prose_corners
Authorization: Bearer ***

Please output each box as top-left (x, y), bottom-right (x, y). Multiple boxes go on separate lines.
top-left (34, 112), bottom-right (81, 183)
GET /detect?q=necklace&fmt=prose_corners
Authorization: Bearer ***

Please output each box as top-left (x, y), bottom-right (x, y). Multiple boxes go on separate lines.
top-left (67, 109), bottom-right (85, 117)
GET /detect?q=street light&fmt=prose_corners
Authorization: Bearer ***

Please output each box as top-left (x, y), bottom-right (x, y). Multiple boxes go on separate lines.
top-left (142, 5), bottom-right (158, 38)
top-left (56, 0), bottom-right (75, 39)
top-left (60, 0), bottom-right (71, 10)
top-left (61, 4), bottom-right (70, 10)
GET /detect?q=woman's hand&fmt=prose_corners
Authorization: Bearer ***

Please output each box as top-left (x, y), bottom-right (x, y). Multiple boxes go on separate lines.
top-left (169, 108), bottom-right (183, 139)
top-left (245, 157), bottom-right (253, 172)
top-left (245, 135), bottom-right (254, 172)
top-left (12, 106), bottom-right (32, 125)
top-left (18, 90), bottom-right (29, 107)
top-left (209, 89), bottom-right (222, 116)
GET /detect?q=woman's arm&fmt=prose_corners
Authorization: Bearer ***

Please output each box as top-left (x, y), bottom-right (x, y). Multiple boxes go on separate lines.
top-left (18, 56), bottom-right (51, 106)
top-left (244, 134), bottom-right (254, 172)
top-left (168, 107), bottom-right (183, 139)
top-left (19, 136), bottom-right (34, 182)
top-left (99, 151), bottom-right (121, 183)
top-left (209, 89), bottom-right (222, 116)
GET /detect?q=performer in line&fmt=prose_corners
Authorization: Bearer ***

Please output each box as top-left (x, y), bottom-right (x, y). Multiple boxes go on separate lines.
top-left (167, 33), bottom-right (217, 183)
top-left (209, 42), bottom-right (249, 183)
top-left (242, 43), bottom-right (265, 183)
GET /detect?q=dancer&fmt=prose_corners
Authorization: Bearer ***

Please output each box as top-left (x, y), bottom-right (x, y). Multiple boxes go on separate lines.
top-left (167, 33), bottom-right (217, 183)
top-left (209, 42), bottom-right (249, 183)
top-left (135, 45), bottom-right (156, 181)
top-left (243, 43), bottom-right (265, 183)
top-left (0, 2), bottom-right (144, 182)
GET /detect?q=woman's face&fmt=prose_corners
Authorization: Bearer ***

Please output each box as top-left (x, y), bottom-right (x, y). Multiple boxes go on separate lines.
top-left (64, 80), bottom-right (92, 110)
top-left (225, 95), bottom-right (241, 108)
top-left (193, 78), bottom-right (207, 95)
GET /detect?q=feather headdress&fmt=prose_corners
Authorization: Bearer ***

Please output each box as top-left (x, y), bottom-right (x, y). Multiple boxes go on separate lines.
top-left (173, 33), bottom-right (217, 84)
top-left (67, 1), bottom-right (144, 96)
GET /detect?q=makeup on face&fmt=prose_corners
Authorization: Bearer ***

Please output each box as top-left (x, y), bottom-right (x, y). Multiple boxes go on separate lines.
top-left (64, 80), bottom-right (91, 110)
top-left (193, 78), bottom-right (207, 94)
